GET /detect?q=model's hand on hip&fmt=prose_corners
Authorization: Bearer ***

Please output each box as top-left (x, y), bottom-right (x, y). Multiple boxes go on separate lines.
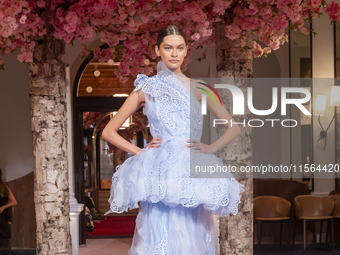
top-left (146, 137), bottom-right (162, 149)
top-left (137, 137), bottom-right (162, 155)
top-left (185, 139), bottom-right (214, 154)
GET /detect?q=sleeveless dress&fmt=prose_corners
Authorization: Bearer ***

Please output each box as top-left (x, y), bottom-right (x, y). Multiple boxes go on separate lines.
top-left (0, 196), bottom-right (10, 238)
top-left (105, 60), bottom-right (245, 254)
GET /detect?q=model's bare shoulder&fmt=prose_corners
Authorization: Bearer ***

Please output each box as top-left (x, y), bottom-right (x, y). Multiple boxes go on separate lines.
top-left (192, 78), bottom-right (205, 84)
top-left (135, 89), bottom-right (146, 107)
top-left (188, 78), bottom-right (205, 85)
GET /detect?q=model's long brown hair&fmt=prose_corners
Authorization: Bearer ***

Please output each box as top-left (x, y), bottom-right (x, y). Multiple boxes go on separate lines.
top-left (0, 169), bottom-right (9, 198)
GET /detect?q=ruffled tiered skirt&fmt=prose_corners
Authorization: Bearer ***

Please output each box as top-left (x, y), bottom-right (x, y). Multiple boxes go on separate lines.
top-left (105, 137), bottom-right (244, 254)
top-left (105, 137), bottom-right (244, 216)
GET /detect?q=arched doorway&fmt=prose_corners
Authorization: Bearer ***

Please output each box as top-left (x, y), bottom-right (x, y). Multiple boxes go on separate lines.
top-left (72, 43), bottom-right (154, 243)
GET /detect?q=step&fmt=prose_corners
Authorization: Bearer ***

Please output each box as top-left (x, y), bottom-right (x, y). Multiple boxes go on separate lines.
top-left (99, 197), bottom-right (109, 203)
top-left (98, 191), bottom-right (110, 199)
top-left (98, 190), bottom-right (110, 194)
top-left (105, 212), bottom-right (138, 216)
top-left (98, 203), bottom-right (139, 213)
top-left (99, 202), bottom-right (110, 210)
top-left (104, 208), bottom-right (139, 216)
top-left (98, 190), bottom-right (110, 195)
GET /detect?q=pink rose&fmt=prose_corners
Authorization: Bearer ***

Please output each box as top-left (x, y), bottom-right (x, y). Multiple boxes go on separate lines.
top-left (263, 47), bottom-right (271, 54)
top-left (36, 0), bottom-right (45, 8)
top-left (300, 27), bottom-right (309, 35)
top-left (191, 33), bottom-right (201, 41)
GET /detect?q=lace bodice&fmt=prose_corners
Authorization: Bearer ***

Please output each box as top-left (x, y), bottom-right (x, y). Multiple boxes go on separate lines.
top-left (133, 63), bottom-right (203, 143)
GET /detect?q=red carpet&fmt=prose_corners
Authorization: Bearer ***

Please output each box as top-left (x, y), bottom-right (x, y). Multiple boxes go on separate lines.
top-left (87, 216), bottom-right (136, 238)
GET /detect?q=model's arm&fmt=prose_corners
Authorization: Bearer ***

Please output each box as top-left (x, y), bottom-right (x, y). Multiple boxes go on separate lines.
top-left (0, 186), bottom-right (17, 213)
top-left (195, 80), bottom-right (241, 154)
top-left (102, 89), bottom-right (145, 155)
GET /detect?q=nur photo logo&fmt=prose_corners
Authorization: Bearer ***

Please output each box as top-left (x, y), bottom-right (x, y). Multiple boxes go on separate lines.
top-left (197, 81), bottom-right (312, 128)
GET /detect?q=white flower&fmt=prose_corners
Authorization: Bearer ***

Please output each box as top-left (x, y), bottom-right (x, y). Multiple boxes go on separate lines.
top-left (19, 15), bottom-right (27, 24)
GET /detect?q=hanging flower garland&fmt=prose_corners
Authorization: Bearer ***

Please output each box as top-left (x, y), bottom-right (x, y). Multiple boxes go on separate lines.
top-left (1, 0), bottom-right (340, 80)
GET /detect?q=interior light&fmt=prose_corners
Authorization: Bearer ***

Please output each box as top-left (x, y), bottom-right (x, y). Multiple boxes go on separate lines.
top-left (86, 86), bottom-right (93, 93)
top-left (94, 70), bottom-right (100, 77)
top-left (330, 86), bottom-right (340, 107)
top-left (314, 95), bottom-right (326, 116)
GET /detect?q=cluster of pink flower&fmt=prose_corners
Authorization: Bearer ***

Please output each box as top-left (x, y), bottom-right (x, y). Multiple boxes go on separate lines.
top-left (83, 111), bottom-right (149, 154)
top-left (0, 0), bottom-right (339, 79)
top-left (0, 0), bottom-right (46, 66)
top-left (225, 0), bottom-right (331, 59)
top-left (325, 1), bottom-right (340, 21)
top-left (83, 112), bottom-right (108, 130)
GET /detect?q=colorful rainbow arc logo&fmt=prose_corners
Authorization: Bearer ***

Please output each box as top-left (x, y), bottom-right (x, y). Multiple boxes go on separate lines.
top-left (196, 81), bottom-right (222, 106)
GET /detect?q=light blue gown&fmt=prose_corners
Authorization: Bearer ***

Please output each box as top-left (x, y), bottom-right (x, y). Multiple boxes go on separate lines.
top-left (105, 60), bottom-right (245, 255)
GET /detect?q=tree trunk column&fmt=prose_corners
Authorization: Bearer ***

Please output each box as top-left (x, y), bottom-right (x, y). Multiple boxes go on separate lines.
top-left (29, 39), bottom-right (72, 255)
top-left (215, 18), bottom-right (254, 255)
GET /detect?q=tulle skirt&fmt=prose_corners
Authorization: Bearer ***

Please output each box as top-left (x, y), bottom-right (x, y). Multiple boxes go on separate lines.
top-left (127, 201), bottom-right (218, 255)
